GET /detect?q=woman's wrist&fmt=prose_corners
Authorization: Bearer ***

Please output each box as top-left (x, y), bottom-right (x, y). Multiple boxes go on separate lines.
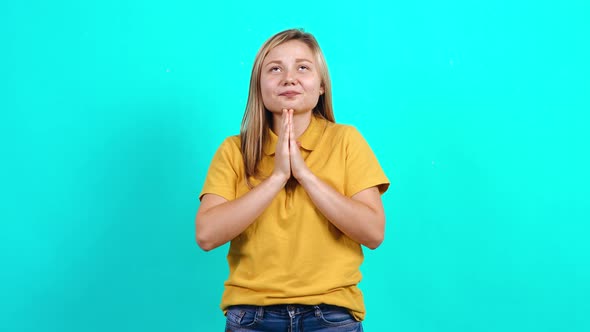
top-left (294, 170), bottom-right (316, 189)
top-left (269, 172), bottom-right (290, 188)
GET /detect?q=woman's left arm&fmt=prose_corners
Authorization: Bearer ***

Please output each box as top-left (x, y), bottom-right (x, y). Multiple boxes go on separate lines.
top-left (297, 173), bottom-right (385, 249)
top-left (288, 115), bottom-right (385, 249)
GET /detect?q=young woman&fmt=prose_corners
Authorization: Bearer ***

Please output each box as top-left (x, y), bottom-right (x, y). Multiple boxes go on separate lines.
top-left (196, 28), bottom-right (389, 331)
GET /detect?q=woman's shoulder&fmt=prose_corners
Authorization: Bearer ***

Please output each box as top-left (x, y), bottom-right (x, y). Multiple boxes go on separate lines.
top-left (212, 135), bottom-right (242, 160)
top-left (322, 119), bottom-right (363, 140)
top-left (218, 134), bottom-right (241, 149)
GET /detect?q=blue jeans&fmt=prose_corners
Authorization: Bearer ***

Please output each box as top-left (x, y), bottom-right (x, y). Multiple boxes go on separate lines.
top-left (225, 304), bottom-right (363, 332)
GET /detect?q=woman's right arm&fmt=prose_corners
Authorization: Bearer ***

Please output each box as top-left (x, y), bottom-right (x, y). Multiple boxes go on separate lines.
top-left (196, 174), bottom-right (286, 251)
top-left (196, 110), bottom-right (291, 251)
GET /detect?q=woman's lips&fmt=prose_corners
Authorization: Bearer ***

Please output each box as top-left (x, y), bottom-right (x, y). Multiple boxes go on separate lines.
top-left (279, 91), bottom-right (301, 97)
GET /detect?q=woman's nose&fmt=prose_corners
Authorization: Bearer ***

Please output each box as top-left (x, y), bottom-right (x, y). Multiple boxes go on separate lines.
top-left (283, 70), bottom-right (297, 85)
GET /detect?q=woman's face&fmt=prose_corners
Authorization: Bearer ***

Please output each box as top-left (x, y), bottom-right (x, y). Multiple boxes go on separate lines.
top-left (260, 40), bottom-right (324, 115)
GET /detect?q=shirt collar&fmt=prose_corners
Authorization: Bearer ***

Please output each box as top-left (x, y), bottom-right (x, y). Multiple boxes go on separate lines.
top-left (263, 114), bottom-right (326, 156)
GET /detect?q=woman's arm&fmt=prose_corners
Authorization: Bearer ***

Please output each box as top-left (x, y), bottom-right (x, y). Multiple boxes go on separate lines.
top-left (196, 174), bottom-right (286, 251)
top-left (287, 112), bottom-right (385, 249)
top-left (196, 110), bottom-right (292, 251)
top-left (298, 175), bottom-right (385, 249)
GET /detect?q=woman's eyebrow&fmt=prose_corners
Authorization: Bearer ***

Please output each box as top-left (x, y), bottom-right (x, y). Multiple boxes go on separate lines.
top-left (265, 60), bottom-right (283, 66)
top-left (265, 58), bottom-right (313, 66)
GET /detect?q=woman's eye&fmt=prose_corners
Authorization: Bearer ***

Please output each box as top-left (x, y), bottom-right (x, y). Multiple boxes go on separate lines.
top-left (299, 65), bottom-right (309, 71)
top-left (270, 67), bottom-right (281, 72)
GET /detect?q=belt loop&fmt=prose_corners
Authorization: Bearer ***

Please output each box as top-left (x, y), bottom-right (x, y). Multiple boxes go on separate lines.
top-left (257, 306), bottom-right (264, 320)
top-left (313, 305), bottom-right (321, 317)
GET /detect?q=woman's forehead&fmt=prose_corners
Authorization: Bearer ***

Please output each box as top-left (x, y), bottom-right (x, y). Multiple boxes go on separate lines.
top-left (263, 40), bottom-right (315, 63)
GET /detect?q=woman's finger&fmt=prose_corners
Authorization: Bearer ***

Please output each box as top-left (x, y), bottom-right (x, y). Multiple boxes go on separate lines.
top-left (289, 110), bottom-right (298, 155)
top-left (278, 109), bottom-right (286, 140)
top-left (273, 109), bottom-right (291, 180)
top-left (289, 109), bottom-right (296, 146)
top-left (283, 109), bottom-right (290, 152)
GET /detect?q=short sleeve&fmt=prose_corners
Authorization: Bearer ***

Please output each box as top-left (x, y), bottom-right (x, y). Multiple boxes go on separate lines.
top-left (199, 136), bottom-right (241, 201)
top-left (344, 127), bottom-right (390, 197)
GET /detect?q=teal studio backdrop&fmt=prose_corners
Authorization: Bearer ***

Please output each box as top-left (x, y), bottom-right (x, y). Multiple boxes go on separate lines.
top-left (1, 0), bottom-right (589, 331)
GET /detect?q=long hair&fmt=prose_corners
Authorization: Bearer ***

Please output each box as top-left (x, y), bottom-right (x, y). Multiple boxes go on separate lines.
top-left (240, 28), bottom-right (334, 187)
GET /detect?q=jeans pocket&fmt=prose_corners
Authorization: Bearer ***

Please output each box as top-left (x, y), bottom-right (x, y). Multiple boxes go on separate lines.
top-left (226, 306), bottom-right (259, 327)
top-left (317, 305), bottom-right (358, 327)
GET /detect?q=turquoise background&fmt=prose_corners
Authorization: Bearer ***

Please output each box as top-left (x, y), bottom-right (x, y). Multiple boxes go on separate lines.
top-left (2, 0), bottom-right (589, 331)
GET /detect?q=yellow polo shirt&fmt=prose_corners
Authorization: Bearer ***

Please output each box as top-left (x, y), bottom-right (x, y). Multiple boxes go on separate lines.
top-left (199, 115), bottom-right (389, 321)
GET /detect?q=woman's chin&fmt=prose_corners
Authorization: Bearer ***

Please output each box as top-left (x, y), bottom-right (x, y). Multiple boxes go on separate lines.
top-left (267, 107), bottom-right (314, 114)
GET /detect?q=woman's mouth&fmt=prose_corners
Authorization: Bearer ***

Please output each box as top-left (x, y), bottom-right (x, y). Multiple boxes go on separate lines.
top-left (279, 91), bottom-right (301, 97)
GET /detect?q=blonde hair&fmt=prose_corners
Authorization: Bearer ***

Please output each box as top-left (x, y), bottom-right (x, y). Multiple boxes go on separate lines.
top-left (240, 28), bottom-right (334, 187)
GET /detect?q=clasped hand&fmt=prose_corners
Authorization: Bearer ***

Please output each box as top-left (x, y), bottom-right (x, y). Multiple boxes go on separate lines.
top-left (273, 109), bottom-right (311, 184)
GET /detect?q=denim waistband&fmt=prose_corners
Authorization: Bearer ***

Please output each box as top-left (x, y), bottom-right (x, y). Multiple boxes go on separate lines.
top-left (227, 303), bottom-right (347, 317)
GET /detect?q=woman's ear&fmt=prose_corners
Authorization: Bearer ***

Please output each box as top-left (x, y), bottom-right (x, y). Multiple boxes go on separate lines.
top-left (320, 86), bottom-right (325, 95)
